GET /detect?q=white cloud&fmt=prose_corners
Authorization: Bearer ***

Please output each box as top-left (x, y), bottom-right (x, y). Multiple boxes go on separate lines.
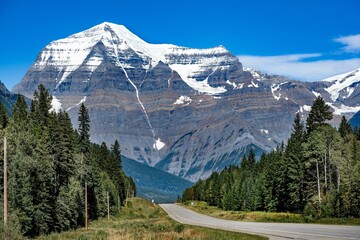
top-left (238, 54), bottom-right (360, 81)
top-left (334, 34), bottom-right (360, 53)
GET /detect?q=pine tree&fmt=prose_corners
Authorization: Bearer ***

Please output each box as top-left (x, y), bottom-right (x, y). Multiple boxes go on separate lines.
top-left (78, 103), bottom-right (90, 153)
top-left (248, 148), bottom-right (256, 167)
top-left (338, 115), bottom-right (352, 138)
top-left (12, 95), bottom-right (28, 125)
top-left (111, 140), bottom-right (122, 167)
top-left (50, 111), bottom-right (76, 192)
top-left (31, 84), bottom-right (52, 127)
top-left (286, 113), bottom-right (307, 212)
top-left (0, 102), bottom-right (8, 129)
top-left (306, 96), bottom-right (332, 133)
top-left (3, 86), bottom-right (133, 237)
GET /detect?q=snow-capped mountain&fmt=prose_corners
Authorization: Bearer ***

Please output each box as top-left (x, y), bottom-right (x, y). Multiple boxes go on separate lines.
top-left (12, 22), bottom-right (360, 182)
top-left (322, 68), bottom-right (360, 107)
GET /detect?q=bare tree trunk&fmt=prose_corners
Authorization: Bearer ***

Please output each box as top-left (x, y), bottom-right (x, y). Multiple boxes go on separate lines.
top-left (316, 159), bottom-right (321, 204)
top-left (85, 181), bottom-right (88, 230)
top-left (107, 191), bottom-right (110, 221)
top-left (324, 155), bottom-right (327, 191)
top-left (329, 149), bottom-right (332, 191)
top-left (337, 167), bottom-right (340, 192)
top-left (118, 195), bottom-right (120, 213)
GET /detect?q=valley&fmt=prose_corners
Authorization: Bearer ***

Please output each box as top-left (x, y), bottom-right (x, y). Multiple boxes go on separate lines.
top-left (0, 3), bottom-right (359, 238)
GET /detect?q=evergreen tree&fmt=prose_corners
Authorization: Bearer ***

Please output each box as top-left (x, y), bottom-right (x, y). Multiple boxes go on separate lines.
top-left (182, 108), bottom-right (360, 219)
top-left (354, 127), bottom-right (360, 140)
top-left (306, 96), bottom-right (332, 133)
top-left (49, 111), bottom-right (76, 192)
top-left (31, 84), bottom-right (52, 127)
top-left (338, 115), bottom-right (352, 138)
top-left (2, 86), bottom-right (133, 237)
top-left (0, 102), bottom-right (8, 129)
top-left (248, 148), bottom-right (256, 167)
top-left (111, 140), bottom-right (122, 167)
top-left (12, 95), bottom-right (28, 125)
top-left (78, 103), bottom-right (90, 153)
top-left (286, 113), bottom-right (307, 212)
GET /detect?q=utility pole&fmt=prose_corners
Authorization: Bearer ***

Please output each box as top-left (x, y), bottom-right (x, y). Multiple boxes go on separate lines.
top-left (82, 152), bottom-right (88, 231)
top-left (4, 136), bottom-right (8, 227)
top-left (107, 191), bottom-right (110, 221)
top-left (85, 181), bottom-right (88, 230)
top-left (118, 195), bottom-right (120, 213)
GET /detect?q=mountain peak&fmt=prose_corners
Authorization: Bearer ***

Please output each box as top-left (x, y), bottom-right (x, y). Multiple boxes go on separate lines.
top-left (71, 21), bottom-right (145, 46)
top-left (24, 22), bottom-right (241, 96)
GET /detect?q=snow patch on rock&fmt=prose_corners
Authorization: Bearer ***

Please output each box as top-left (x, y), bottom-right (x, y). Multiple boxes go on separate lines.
top-left (226, 80), bottom-right (243, 89)
top-left (50, 96), bottom-right (62, 113)
top-left (260, 129), bottom-right (269, 134)
top-left (174, 95), bottom-right (192, 105)
top-left (297, 105), bottom-right (312, 113)
top-left (324, 69), bottom-right (360, 102)
top-left (271, 84), bottom-right (281, 100)
top-left (169, 64), bottom-right (227, 95)
top-left (66, 96), bottom-right (87, 112)
top-left (244, 68), bottom-right (262, 80)
top-left (153, 138), bottom-right (165, 150)
top-left (312, 91), bottom-right (321, 97)
top-left (327, 103), bottom-right (360, 115)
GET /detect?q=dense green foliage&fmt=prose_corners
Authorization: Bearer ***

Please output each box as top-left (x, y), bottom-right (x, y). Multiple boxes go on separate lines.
top-left (183, 96), bottom-right (360, 219)
top-left (0, 85), bottom-right (136, 238)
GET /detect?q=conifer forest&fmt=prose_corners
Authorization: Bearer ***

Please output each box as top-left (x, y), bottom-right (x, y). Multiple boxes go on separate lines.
top-left (0, 85), bottom-right (136, 237)
top-left (183, 96), bottom-right (360, 219)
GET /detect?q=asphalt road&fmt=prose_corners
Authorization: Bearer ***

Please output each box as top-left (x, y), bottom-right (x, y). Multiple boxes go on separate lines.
top-left (160, 204), bottom-right (360, 240)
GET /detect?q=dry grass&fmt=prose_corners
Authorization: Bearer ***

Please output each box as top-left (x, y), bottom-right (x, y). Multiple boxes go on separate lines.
top-left (182, 201), bottom-right (360, 225)
top-left (36, 198), bottom-right (267, 240)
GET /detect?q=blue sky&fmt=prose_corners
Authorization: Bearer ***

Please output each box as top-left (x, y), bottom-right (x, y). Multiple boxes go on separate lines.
top-left (0, 0), bottom-right (359, 89)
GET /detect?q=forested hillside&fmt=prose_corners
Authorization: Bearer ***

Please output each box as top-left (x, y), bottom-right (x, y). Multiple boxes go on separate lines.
top-left (0, 85), bottom-right (136, 238)
top-left (183, 96), bottom-right (360, 218)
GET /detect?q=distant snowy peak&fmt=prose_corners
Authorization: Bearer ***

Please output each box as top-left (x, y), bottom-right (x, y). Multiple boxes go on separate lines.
top-left (39, 22), bottom-right (233, 67)
top-left (35, 22), bottom-right (239, 95)
top-left (37, 22), bottom-right (173, 68)
top-left (243, 68), bottom-right (263, 80)
top-left (323, 68), bottom-right (360, 102)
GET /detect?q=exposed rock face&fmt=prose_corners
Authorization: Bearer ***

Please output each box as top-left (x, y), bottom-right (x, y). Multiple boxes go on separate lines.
top-left (350, 110), bottom-right (360, 128)
top-left (12, 22), bottom-right (360, 182)
top-left (0, 81), bottom-right (20, 113)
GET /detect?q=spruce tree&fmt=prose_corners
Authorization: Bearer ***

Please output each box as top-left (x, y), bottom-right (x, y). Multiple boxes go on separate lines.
top-left (248, 148), bottom-right (256, 167)
top-left (12, 95), bottom-right (28, 124)
top-left (338, 115), bottom-right (352, 138)
top-left (31, 84), bottom-right (52, 127)
top-left (111, 140), bottom-right (122, 167)
top-left (78, 103), bottom-right (90, 153)
top-left (306, 96), bottom-right (332, 133)
top-left (0, 102), bottom-right (8, 129)
top-left (286, 113), bottom-right (306, 212)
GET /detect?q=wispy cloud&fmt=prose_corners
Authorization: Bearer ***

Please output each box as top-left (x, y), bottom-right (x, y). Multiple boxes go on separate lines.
top-left (238, 54), bottom-right (360, 81)
top-left (334, 33), bottom-right (360, 53)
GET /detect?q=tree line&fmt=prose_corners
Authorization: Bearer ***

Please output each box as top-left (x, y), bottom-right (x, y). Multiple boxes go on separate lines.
top-left (0, 84), bottom-right (136, 237)
top-left (182, 96), bottom-right (360, 218)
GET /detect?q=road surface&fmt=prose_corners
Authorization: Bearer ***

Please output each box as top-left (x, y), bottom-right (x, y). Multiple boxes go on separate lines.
top-left (160, 204), bottom-right (360, 240)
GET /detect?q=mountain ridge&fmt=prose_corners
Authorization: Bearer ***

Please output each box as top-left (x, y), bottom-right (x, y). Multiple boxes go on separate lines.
top-left (12, 22), bottom-right (360, 182)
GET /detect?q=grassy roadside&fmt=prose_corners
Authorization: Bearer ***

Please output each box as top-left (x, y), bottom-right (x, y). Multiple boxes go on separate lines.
top-left (181, 201), bottom-right (360, 225)
top-left (36, 198), bottom-right (267, 240)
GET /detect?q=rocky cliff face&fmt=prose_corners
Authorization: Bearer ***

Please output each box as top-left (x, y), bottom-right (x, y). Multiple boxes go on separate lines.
top-left (12, 22), bottom-right (360, 181)
top-left (0, 80), bottom-right (21, 113)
